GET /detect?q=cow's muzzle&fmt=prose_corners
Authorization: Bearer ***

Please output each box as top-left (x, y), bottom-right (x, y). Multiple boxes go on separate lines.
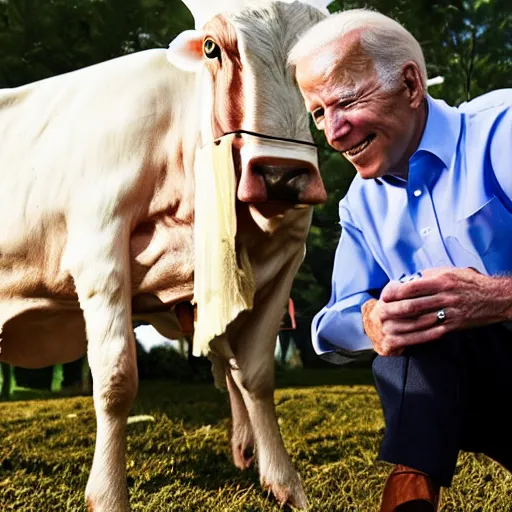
top-left (222, 131), bottom-right (327, 205)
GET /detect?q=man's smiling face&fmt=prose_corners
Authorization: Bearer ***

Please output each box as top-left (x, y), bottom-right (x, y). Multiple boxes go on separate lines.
top-left (295, 33), bottom-right (424, 179)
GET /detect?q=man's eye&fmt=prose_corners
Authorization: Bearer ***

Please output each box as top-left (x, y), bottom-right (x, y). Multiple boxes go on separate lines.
top-left (338, 99), bottom-right (354, 109)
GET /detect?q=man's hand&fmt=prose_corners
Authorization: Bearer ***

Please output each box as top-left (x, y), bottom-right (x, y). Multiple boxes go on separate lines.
top-left (362, 298), bottom-right (403, 356)
top-left (362, 267), bottom-right (512, 356)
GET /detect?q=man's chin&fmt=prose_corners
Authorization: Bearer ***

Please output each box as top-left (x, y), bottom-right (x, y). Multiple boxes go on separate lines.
top-left (356, 166), bottom-right (384, 180)
top-left (341, 152), bottom-right (384, 180)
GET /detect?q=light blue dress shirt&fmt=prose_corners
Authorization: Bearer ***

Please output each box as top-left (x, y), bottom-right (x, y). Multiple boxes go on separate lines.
top-left (312, 90), bottom-right (512, 364)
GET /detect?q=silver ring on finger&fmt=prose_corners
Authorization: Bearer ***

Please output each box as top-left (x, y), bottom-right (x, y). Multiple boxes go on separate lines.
top-left (436, 308), bottom-right (447, 324)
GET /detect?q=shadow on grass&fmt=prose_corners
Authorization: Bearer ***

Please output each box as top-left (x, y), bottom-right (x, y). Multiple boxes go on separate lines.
top-left (0, 449), bottom-right (87, 479)
top-left (131, 380), bottom-right (232, 429)
top-left (137, 449), bottom-right (261, 495)
top-left (303, 429), bottom-right (383, 465)
top-left (130, 369), bottom-right (376, 429)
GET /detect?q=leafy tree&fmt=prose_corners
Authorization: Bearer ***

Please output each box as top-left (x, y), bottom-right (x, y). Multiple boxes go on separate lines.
top-left (0, 0), bottom-right (192, 87)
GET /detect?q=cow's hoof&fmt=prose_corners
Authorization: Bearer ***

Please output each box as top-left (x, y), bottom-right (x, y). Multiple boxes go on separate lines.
top-left (232, 442), bottom-right (255, 469)
top-left (85, 489), bottom-right (131, 512)
top-left (262, 476), bottom-right (308, 510)
top-left (86, 499), bottom-right (131, 512)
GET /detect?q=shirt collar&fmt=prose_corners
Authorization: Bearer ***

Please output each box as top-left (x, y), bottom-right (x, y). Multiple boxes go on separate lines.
top-left (413, 95), bottom-right (462, 169)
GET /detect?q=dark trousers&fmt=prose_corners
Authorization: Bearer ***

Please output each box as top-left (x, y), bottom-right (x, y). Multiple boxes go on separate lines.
top-left (372, 324), bottom-right (512, 487)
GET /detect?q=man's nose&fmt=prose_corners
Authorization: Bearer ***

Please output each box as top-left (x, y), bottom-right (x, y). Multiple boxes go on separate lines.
top-left (325, 110), bottom-right (351, 147)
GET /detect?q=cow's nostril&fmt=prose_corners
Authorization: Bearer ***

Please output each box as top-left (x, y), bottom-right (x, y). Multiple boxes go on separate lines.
top-left (247, 159), bottom-right (317, 202)
top-left (252, 164), bottom-right (309, 186)
top-left (285, 167), bottom-right (312, 183)
top-left (240, 156), bottom-right (325, 204)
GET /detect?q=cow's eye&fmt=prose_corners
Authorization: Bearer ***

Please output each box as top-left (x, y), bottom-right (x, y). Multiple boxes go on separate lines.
top-left (203, 39), bottom-right (221, 59)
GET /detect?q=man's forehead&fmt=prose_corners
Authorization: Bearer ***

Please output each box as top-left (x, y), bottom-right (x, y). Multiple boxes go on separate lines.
top-left (296, 30), bottom-right (375, 88)
top-left (299, 49), bottom-right (338, 81)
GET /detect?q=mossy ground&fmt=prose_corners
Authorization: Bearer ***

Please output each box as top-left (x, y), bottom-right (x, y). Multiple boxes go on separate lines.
top-left (0, 368), bottom-right (510, 511)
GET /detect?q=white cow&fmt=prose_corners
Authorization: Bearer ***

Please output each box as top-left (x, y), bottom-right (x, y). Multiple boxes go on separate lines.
top-left (0, 0), bottom-right (330, 509)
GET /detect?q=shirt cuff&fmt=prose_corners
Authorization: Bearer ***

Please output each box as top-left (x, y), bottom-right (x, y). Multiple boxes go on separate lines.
top-left (311, 297), bottom-right (374, 358)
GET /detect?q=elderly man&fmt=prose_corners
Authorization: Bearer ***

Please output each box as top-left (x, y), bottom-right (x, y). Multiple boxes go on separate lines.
top-left (289, 8), bottom-right (512, 512)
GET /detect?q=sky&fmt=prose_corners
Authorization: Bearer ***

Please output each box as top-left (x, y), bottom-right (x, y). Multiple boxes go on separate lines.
top-left (134, 325), bottom-right (184, 353)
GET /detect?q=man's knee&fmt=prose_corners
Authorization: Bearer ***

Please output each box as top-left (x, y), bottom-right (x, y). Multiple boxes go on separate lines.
top-left (372, 354), bottom-right (408, 401)
top-left (373, 336), bottom-right (464, 386)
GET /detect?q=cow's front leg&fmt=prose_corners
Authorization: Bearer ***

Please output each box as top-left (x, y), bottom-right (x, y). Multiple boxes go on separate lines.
top-left (229, 352), bottom-right (307, 509)
top-left (208, 350), bottom-right (255, 470)
top-left (226, 371), bottom-right (255, 469)
top-left (65, 221), bottom-right (137, 512)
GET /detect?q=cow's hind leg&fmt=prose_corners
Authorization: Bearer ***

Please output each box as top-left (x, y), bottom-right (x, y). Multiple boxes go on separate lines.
top-left (64, 220), bottom-right (137, 512)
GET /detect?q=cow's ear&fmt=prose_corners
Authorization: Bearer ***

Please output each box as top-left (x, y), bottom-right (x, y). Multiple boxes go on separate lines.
top-left (167, 30), bottom-right (204, 72)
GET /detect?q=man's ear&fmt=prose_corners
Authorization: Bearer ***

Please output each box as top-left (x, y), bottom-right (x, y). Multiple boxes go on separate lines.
top-left (402, 62), bottom-right (424, 108)
top-left (167, 30), bottom-right (204, 72)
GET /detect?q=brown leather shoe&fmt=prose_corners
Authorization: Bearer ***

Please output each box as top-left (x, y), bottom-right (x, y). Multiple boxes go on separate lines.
top-left (380, 465), bottom-right (441, 512)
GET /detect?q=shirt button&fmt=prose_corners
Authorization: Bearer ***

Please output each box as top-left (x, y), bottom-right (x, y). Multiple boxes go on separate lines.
top-left (420, 227), bottom-right (431, 237)
top-left (413, 189), bottom-right (422, 197)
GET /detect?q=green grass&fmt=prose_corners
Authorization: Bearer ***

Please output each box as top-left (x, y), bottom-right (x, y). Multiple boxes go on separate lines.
top-left (0, 368), bottom-right (511, 511)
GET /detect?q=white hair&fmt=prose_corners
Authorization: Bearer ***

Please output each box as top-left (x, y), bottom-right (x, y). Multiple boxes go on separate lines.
top-left (231, 1), bottom-right (327, 136)
top-left (288, 9), bottom-right (427, 90)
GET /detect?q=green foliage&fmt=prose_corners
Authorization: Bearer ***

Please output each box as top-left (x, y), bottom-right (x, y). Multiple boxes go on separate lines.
top-left (51, 364), bottom-right (64, 393)
top-left (0, 371), bottom-right (511, 510)
top-left (3, 364), bottom-right (62, 393)
top-left (0, 363), bottom-right (15, 398)
top-left (0, 0), bottom-right (193, 87)
top-left (142, 346), bottom-right (192, 380)
top-left (136, 341), bottom-right (213, 383)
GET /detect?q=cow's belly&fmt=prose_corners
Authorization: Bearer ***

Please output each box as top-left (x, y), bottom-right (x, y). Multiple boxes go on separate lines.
top-left (130, 216), bottom-right (194, 305)
top-left (0, 298), bottom-right (86, 368)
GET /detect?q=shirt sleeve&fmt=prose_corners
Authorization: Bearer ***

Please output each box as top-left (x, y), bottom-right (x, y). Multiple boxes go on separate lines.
top-left (311, 201), bottom-right (389, 360)
top-left (490, 105), bottom-right (512, 202)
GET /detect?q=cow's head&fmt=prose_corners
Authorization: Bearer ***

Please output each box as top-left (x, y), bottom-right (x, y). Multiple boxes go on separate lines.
top-left (167, 0), bottom-right (329, 209)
